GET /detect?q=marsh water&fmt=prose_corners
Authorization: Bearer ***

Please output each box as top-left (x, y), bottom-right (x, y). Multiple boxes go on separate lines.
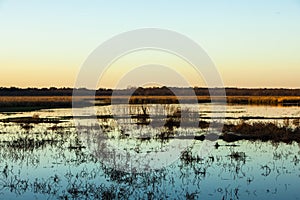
top-left (0, 104), bottom-right (300, 199)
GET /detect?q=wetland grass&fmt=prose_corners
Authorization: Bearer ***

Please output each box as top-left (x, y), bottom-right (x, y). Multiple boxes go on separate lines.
top-left (1, 95), bottom-right (300, 112)
top-left (222, 121), bottom-right (300, 143)
top-left (0, 96), bottom-right (93, 112)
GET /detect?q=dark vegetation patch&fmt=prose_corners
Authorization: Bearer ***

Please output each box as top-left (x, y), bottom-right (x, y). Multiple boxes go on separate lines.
top-left (1, 87), bottom-right (300, 112)
top-left (1, 86), bottom-right (300, 96)
top-left (221, 122), bottom-right (300, 143)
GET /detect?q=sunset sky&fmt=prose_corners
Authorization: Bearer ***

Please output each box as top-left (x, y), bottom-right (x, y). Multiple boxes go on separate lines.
top-left (1, 0), bottom-right (300, 88)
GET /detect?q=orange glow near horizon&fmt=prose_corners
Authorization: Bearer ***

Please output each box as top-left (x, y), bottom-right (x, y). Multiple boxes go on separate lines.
top-left (0, 1), bottom-right (300, 89)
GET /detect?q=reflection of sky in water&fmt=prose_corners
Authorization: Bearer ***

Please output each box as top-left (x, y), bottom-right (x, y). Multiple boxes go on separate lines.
top-left (1, 103), bottom-right (299, 120)
top-left (0, 104), bottom-right (300, 199)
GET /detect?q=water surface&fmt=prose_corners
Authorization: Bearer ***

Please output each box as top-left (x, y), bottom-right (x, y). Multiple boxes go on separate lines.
top-left (0, 104), bottom-right (299, 199)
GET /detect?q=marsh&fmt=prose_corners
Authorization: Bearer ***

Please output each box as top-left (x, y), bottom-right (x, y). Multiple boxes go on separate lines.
top-left (0, 103), bottom-right (299, 199)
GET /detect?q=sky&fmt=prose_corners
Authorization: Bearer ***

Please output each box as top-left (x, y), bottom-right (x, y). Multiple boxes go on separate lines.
top-left (0, 0), bottom-right (300, 89)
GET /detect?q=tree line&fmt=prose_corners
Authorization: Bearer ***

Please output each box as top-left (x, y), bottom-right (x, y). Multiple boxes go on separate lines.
top-left (0, 87), bottom-right (299, 96)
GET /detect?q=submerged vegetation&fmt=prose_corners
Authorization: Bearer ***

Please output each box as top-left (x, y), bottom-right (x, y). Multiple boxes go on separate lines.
top-left (0, 98), bottom-right (300, 199)
top-left (0, 121), bottom-right (298, 199)
top-left (0, 130), bottom-right (297, 199)
top-left (1, 99), bottom-right (300, 140)
top-left (1, 104), bottom-right (300, 144)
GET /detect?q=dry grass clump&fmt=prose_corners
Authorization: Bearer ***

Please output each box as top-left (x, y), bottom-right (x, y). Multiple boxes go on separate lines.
top-left (222, 122), bottom-right (300, 143)
top-left (227, 96), bottom-right (300, 106)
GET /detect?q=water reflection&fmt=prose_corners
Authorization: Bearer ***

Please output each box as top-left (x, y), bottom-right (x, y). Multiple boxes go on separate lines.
top-left (0, 104), bottom-right (299, 199)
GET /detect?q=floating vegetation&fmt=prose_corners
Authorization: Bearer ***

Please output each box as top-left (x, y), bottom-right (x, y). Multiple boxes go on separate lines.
top-left (227, 151), bottom-right (246, 163)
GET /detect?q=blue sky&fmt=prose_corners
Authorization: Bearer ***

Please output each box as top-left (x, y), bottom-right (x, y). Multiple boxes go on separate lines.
top-left (0, 0), bottom-right (300, 88)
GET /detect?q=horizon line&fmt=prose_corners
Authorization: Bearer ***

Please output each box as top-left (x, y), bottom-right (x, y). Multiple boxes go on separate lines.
top-left (1, 86), bottom-right (300, 90)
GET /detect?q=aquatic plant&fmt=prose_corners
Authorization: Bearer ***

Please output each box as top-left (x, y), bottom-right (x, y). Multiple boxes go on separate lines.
top-left (222, 121), bottom-right (300, 143)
